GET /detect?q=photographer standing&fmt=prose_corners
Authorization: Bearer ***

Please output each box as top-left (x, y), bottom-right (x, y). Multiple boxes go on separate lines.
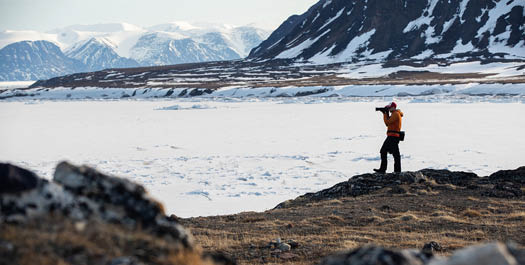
top-left (374, 102), bottom-right (404, 173)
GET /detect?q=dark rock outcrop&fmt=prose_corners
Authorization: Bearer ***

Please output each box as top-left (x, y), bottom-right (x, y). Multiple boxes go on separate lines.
top-left (488, 166), bottom-right (525, 184)
top-left (276, 167), bottom-right (525, 208)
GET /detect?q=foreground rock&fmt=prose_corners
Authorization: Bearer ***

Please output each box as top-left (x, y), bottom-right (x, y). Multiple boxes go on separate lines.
top-left (318, 245), bottom-right (430, 265)
top-left (1, 162), bottom-right (192, 246)
top-left (0, 162), bottom-right (203, 264)
top-left (319, 242), bottom-right (525, 265)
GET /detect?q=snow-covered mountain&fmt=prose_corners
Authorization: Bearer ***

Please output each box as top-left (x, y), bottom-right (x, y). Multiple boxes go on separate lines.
top-left (130, 32), bottom-right (239, 66)
top-left (65, 37), bottom-right (139, 71)
top-left (249, 0), bottom-right (525, 63)
top-left (0, 41), bottom-right (84, 81)
top-left (0, 22), bottom-right (270, 80)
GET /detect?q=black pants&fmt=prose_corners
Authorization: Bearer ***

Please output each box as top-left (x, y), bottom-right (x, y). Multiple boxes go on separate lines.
top-left (379, 136), bottom-right (401, 172)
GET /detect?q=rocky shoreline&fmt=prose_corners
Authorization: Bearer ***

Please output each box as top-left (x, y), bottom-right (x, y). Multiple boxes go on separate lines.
top-left (1, 162), bottom-right (524, 264)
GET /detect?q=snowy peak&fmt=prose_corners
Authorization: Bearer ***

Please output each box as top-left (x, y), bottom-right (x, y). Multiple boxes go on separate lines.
top-left (0, 40), bottom-right (84, 81)
top-left (130, 33), bottom-right (238, 66)
top-left (249, 0), bottom-right (525, 64)
top-left (147, 22), bottom-right (270, 57)
top-left (65, 37), bottom-right (138, 71)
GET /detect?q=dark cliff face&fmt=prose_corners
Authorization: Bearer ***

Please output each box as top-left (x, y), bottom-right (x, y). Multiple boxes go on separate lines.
top-left (0, 40), bottom-right (85, 81)
top-left (249, 0), bottom-right (525, 63)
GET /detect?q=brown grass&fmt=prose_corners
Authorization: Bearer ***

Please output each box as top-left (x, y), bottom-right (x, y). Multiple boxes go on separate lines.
top-left (0, 216), bottom-right (204, 265)
top-left (182, 184), bottom-right (525, 265)
top-left (462, 209), bottom-right (482, 218)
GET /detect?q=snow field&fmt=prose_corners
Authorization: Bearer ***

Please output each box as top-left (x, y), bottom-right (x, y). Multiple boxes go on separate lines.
top-left (1, 99), bottom-right (524, 217)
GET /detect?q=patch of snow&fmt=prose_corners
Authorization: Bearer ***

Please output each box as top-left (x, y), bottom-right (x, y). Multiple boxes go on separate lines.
top-left (476, 0), bottom-right (522, 38)
top-left (276, 29), bottom-right (331, 59)
top-left (312, 12), bottom-right (321, 23)
top-left (362, 49), bottom-right (393, 61)
top-left (476, 8), bottom-right (488, 22)
top-left (442, 15), bottom-right (457, 34)
top-left (267, 37), bottom-right (284, 51)
top-left (337, 61), bottom-right (525, 79)
top-left (319, 8), bottom-right (345, 31)
top-left (156, 104), bottom-right (216, 111)
top-left (403, 0), bottom-right (440, 33)
top-left (333, 29), bottom-right (376, 62)
top-left (424, 25), bottom-right (441, 45)
top-left (450, 39), bottom-right (476, 54)
top-left (459, 0), bottom-right (470, 23)
top-left (309, 45), bottom-right (337, 64)
top-left (0, 81), bottom-right (35, 89)
top-left (412, 49), bottom-right (434, 60)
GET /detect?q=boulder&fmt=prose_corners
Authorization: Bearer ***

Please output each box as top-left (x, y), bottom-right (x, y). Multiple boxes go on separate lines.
top-left (488, 167), bottom-right (525, 184)
top-left (1, 163), bottom-right (80, 222)
top-left (507, 243), bottom-right (525, 265)
top-left (422, 241), bottom-right (442, 256)
top-left (279, 243), bottom-right (292, 252)
top-left (428, 242), bottom-right (518, 265)
top-left (0, 163), bottom-right (42, 194)
top-left (317, 245), bottom-right (429, 265)
top-left (0, 161), bottom-right (193, 248)
top-left (53, 161), bottom-right (162, 227)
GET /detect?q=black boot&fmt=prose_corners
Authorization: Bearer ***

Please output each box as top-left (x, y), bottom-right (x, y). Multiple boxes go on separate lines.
top-left (374, 151), bottom-right (388, 174)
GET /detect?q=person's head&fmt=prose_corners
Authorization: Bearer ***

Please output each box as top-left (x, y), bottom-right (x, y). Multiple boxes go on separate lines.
top-left (386, 102), bottom-right (397, 112)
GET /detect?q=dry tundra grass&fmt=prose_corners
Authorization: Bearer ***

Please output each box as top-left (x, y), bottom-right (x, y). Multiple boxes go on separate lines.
top-left (182, 182), bottom-right (525, 265)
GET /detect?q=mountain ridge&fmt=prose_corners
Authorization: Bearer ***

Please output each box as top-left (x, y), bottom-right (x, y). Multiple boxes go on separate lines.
top-left (0, 22), bottom-right (270, 81)
top-left (0, 40), bottom-right (85, 81)
top-left (249, 0), bottom-right (525, 64)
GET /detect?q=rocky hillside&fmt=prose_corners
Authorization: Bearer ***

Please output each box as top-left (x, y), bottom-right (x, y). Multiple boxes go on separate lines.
top-left (1, 162), bottom-right (524, 264)
top-left (249, 0), bottom-right (525, 63)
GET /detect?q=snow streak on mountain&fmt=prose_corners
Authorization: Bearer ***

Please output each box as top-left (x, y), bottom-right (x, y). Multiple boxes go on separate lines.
top-left (249, 0), bottom-right (525, 64)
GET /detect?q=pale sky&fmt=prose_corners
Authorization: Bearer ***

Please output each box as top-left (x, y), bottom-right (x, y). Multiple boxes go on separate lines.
top-left (0, 0), bottom-right (319, 31)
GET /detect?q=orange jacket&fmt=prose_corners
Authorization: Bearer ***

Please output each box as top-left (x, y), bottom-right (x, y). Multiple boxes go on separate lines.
top-left (384, 110), bottom-right (403, 137)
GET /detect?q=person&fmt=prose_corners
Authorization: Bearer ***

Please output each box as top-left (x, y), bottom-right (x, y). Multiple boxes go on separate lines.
top-left (374, 102), bottom-right (404, 173)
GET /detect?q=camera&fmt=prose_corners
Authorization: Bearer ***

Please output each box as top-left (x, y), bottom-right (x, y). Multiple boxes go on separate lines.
top-left (375, 107), bottom-right (388, 112)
